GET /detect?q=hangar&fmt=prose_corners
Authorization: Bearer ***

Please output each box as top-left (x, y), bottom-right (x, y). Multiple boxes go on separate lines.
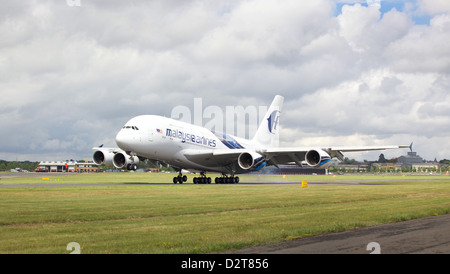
top-left (36, 160), bottom-right (99, 173)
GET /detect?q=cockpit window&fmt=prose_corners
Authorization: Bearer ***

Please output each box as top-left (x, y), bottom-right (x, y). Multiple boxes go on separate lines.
top-left (123, 126), bottom-right (139, 130)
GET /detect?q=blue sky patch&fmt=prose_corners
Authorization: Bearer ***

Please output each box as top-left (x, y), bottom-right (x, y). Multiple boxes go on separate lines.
top-left (335, 0), bottom-right (430, 25)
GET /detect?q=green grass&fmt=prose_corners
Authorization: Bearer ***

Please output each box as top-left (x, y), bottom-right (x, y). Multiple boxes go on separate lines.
top-left (1, 173), bottom-right (450, 253)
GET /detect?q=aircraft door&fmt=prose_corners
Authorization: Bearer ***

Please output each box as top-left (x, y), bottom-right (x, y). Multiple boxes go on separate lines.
top-left (148, 128), bottom-right (153, 142)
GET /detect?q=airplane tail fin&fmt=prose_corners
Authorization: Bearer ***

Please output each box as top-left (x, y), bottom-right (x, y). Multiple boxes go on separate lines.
top-left (252, 95), bottom-right (284, 147)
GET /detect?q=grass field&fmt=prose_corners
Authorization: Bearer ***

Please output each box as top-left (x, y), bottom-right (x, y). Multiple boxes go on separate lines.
top-left (1, 173), bottom-right (450, 253)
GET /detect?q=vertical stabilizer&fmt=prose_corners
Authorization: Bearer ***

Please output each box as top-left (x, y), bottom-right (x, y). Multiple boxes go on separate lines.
top-left (252, 95), bottom-right (284, 147)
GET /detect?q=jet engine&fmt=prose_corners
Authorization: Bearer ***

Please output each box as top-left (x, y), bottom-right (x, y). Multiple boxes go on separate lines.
top-left (238, 152), bottom-right (266, 171)
top-left (93, 149), bottom-right (114, 166)
top-left (113, 152), bottom-right (140, 170)
top-left (305, 149), bottom-right (332, 168)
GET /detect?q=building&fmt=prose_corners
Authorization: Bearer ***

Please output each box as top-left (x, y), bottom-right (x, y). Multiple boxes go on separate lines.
top-left (75, 161), bottom-right (100, 173)
top-left (397, 151), bottom-right (424, 167)
top-left (37, 160), bottom-right (99, 173)
top-left (412, 163), bottom-right (440, 172)
top-left (396, 151), bottom-right (440, 172)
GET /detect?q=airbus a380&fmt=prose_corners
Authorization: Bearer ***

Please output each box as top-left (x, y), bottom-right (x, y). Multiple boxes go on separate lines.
top-left (93, 95), bottom-right (409, 184)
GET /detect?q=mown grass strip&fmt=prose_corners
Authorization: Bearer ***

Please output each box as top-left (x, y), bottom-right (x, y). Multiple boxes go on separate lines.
top-left (1, 174), bottom-right (449, 253)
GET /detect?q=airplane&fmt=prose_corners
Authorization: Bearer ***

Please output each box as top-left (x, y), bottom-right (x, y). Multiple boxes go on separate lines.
top-left (92, 95), bottom-right (410, 184)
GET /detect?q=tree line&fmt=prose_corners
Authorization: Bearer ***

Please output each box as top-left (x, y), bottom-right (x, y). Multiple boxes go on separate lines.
top-left (0, 160), bottom-right (39, 171)
top-left (329, 153), bottom-right (450, 174)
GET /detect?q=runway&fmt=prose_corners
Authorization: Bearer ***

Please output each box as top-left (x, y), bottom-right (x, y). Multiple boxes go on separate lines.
top-left (2, 171), bottom-right (449, 187)
top-left (1, 178), bottom-right (448, 188)
top-left (233, 214), bottom-right (450, 254)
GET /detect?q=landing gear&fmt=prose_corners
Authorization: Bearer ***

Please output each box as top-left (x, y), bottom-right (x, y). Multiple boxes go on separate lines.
top-left (127, 164), bottom-right (138, 171)
top-left (193, 172), bottom-right (211, 184)
top-left (171, 170), bottom-right (239, 184)
top-left (173, 171), bottom-right (187, 184)
top-left (215, 174), bottom-right (239, 184)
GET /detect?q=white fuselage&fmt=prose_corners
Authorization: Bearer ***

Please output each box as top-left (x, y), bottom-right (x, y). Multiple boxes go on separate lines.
top-left (94, 95), bottom-right (408, 182)
top-left (115, 115), bottom-right (254, 173)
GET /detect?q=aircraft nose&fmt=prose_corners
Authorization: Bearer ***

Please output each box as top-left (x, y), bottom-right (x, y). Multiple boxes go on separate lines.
top-left (115, 130), bottom-right (131, 150)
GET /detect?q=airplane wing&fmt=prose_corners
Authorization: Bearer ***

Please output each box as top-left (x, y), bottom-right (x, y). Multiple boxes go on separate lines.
top-left (258, 145), bottom-right (411, 166)
top-left (182, 144), bottom-right (410, 171)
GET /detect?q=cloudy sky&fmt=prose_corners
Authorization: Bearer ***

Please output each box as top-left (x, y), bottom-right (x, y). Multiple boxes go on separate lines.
top-left (1, 0), bottom-right (450, 162)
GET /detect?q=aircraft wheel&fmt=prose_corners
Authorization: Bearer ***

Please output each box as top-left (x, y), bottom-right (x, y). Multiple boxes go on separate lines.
top-left (234, 177), bottom-right (239, 184)
top-left (182, 175), bottom-right (187, 182)
top-left (207, 177), bottom-right (211, 184)
top-left (173, 177), bottom-right (178, 184)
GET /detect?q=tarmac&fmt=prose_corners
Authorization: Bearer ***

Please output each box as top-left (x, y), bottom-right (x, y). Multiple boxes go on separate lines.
top-left (233, 214), bottom-right (450, 254)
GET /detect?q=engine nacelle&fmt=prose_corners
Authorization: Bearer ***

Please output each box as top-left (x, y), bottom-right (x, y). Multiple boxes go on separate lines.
top-left (305, 149), bottom-right (332, 168)
top-left (113, 152), bottom-right (140, 170)
top-left (93, 149), bottom-right (114, 166)
top-left (238, 152), bottom-right (266, 171)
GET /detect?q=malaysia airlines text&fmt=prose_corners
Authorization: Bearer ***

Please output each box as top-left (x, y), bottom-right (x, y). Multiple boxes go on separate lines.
top-left (165, 128), bottom-right (217, 148)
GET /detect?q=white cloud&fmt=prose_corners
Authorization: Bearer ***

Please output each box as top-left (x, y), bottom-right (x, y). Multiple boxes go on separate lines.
top-left (417, 0), bottom-right (450, 16)
top-left (1, 0), bottom-right (450, 162)
top-left (385, 14), bottom-right (450, 73)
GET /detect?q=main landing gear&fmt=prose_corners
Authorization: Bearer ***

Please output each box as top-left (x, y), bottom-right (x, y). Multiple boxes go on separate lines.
top-left (173, 171), bottom-right (187, 184)
top-left (172, 171), bottom-right (239, 184)
top-left (215, 174), bottom-right (239, 184)
top-left (193, 172), bottom-right (211, 184)
top-left (192, 172), bottom-right (240, 184)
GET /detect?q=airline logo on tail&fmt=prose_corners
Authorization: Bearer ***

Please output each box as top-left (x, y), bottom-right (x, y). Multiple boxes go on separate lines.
top-left (267, 110), bottom-right (280, 134)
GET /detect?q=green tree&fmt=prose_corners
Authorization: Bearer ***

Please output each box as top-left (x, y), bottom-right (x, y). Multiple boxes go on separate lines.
top-left (378, 154), bottom-right (387, 163)
top-left (439, 159), bottom-right (450, 165)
